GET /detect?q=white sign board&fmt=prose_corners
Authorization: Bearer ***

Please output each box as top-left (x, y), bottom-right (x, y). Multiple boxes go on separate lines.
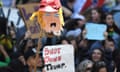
top-left (43, 44), bottom-right (75, 72)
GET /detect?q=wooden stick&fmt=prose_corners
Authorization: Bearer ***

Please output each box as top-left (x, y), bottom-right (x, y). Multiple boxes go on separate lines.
top-left (34, 37), bottom-right (41, 72)
top-left (34, 29), bottom-right (43, 72)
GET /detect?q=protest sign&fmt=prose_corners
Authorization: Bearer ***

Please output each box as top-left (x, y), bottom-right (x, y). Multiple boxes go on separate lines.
top-left (85, 23), bottom-right (107, 40)
top-left (43, 44), bottom-right (75, 72)
top-left (2, 7), bottom-right (25, 28)
top-left (17, 3), bottom-right (41, 39)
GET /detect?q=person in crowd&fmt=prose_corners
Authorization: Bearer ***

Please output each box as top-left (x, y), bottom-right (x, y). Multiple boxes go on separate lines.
top-left (61, 36), bottom-right (78, 52)
top-left (103, 37), bottom-right (116, 52)
top-left (71, 13), bottom-right (86, 30)
top-left (58, 36), bottom-right (79, 68)
top-left (67, 35), bottom-right (78, 50)
top-left (7, 21), bottom-right (17, 53)
top-left (62, 0), bottom-right (76, 21)
top-left (77, 39), bottom-right (90, 63)
top-left (103, 13), bottom-right (120, 48)
top-left (104, 13), bottom-right (120, 35)
top-left (24, 48), bottom-right (44, 72)
top-left (0, 48), bottom-right (44, 72)
top-left (0, 52), bottom-right (25, 72)
top-left (64, 18), bottom-right (82, 38)
top-left (82, 7), bottom-right (108, 48)
top-left (42, 36), bottom-right (58, 47)
top-left (64, 19), bottom-right (78, 31)
top-left (58, 37), bottom-right (71, 44)
top-left (0, 33), bottom-right (13, 55)
top-left (14, 31), bottom-right (35, 66)
top-left (0, 44), bottom-right (11, 67)
top-left (17, 31), bottom-right (35, 55)
top-left (88, 8), bottom-right (105, 23)
top-left (76, 59), bottom-right (93, 72)
top-left (8, 58), bottom-right (25, 72)
top-left (91, 61), bottom-right (108, 72)
top-left (102, 37), bottom-right (116, 72)
top-left (89, 48), bottom-right (106, 63)
top-left (112, 48), bottom-right (120, 72)
top-left (8, 21), bottom-right (17, 43)
top-left (0, 17), bottom-right (13, 56)
top-left (58, 36), bottom-right (78, 53)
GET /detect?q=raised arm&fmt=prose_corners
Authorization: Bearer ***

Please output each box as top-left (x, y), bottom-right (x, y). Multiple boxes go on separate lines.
top-left (0, 45), bottom-right (11, 67)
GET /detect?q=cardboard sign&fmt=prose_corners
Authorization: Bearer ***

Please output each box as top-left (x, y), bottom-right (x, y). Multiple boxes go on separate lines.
top-left (43, 44), bottom-right (75, 72)
top-left (2, 7), bottom-right (25, 28)
top-left (17, 3), bottom-right (41, 39)
top-left (85, 23), bottom-right (107, 40)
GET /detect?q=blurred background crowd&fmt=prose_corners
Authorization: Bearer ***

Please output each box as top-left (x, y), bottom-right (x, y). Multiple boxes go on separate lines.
top-left (0, 0), bottom-right (120, 72)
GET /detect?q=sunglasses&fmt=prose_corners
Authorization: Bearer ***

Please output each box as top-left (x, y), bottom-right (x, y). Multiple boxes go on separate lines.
top-left (96, 61), bottom-right (106, 66)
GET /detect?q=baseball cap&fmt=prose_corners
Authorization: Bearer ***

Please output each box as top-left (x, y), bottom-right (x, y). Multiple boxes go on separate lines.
top-left (71, 13), bottom-right (85, 20)
top-left (24, 48), bottom-right (41, 60)
top-left (66, 28), bottom-right (81, 37)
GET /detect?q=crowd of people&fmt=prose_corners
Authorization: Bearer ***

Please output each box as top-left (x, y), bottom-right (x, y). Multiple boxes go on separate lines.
top-left (0, 0), bottom-right (120, 72)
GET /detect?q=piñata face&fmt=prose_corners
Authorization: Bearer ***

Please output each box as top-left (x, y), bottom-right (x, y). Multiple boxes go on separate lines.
top-left (42, 12), bottom-right (61, 33)
top-left (29, 0), bottom-right (64, 36)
